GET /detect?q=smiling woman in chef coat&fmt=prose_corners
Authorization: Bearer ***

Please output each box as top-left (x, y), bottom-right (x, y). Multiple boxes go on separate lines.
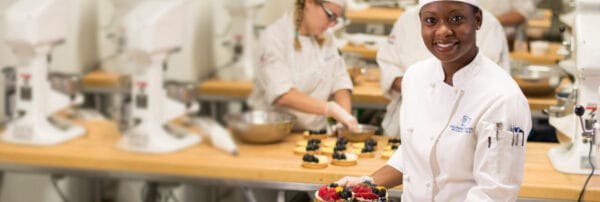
top-left (248, 0), bottom-right (358, 131)
top-left (337, 0), bottom-right (532, 201)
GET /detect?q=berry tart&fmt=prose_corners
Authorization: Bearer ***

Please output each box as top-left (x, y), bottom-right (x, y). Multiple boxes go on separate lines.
top-left (301, 154), bottom-right (328, 169)
top-left (355, 144), bottom-right (376, 158)
top-left (331, 151), bottom-right (358, 166)
top-left (303, 129), bottom-right (329, 140)
top-left (352, 182), bottom-right (388, 202)
top-left (352, 139), bottom-right (378, 150)
top-left (297, 138), bottom-right (322, 147)
top-left (315, 183), bottom-right (353, 202)
top-left (294, 142), bottom-right (321, 155)
top-left (381, 144), bottom-right (399, 160)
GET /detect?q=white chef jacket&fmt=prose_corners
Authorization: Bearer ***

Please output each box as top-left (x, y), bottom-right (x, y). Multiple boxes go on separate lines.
top-left (386, 52), bottom-right (532, 201)
top-left (248, 13), bottom-right (353, 130)
top-left (378, 7), bottom-right (510, 136)
top-left (480, 0), bottom-right (539, 35)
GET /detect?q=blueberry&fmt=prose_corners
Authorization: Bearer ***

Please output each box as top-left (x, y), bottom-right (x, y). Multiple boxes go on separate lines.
top-left (332, 152), bottom-right (346, 160)
top-left (378, 189), bottom-right (387, 197)
top-left (361, 146), bottom-right (374, 153)
top-left (329, 183), bottom-right (338, 187)
top-left (334, 145), bottom-right (346, 152)
top-left (391, 145), bottom-right (399, 150)
top-left (306, 144), bottom-right (319, 151)
top-left (372, 187), bottom-right (379, 195)
top-left (339, 191), bottom-right (351, 199)
top-left (310, 156), bottom-right (319, 163)
top-left (302, 154), bottom-right (313, 162)
top-left (366, 139), bottom-right (377, 146)
top-left (337, 137), bottom-right (348, 144)
top-left (308, 139), bottom-right (321, 145)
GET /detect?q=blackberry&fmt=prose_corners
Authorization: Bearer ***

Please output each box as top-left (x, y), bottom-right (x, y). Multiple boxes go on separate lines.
top-left (391, 145), bottom-right (399, 150)
top-left (378, 189), bottom-right (387, 197)
top-left (329, 183), bottom-right (338, 187)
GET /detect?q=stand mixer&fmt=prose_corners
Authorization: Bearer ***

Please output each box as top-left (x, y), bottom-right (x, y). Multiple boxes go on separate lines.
top-left (1, 0), bottom-right (86, 145)
top-left (547, 0), bottom-right (600, 175)
top-left (117, 0), bottom-right (201, 154)
top-left (215, 0), bottom-right (265, 81)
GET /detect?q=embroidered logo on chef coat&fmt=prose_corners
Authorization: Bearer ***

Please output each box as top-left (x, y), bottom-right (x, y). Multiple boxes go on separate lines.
top-left (450, 115), bottom-right (474, 133)
top-left (260, 52), bottom-right (275, 65)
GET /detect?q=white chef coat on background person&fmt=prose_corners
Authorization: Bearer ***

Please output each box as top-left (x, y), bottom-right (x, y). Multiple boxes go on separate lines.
top-left (386, 52), bottom-right (532, 201)
top-left (378, 6), bottom-right (510, 137)
top-left (248, 13), bottom-right (353, 130)
top-left (479, 0), bottom-right (539, 35)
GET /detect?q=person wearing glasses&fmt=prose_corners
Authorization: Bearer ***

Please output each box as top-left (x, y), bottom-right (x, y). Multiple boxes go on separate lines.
top-left (335, 0), bottom-right (532, 201)
top-left (248, 0), bottom-right (359, 131)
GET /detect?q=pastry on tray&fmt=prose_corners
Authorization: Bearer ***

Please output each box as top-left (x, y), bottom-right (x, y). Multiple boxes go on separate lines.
top-left (294, 142), bottom-right (321, 155)
top-left (387, 137), bottom-right (401, 146)
top-left (314, 182), bottom-right (388, 202)
top-left (301, 154), bottom-right (328, 169)
top-left (352, 138), bottom-right (378, 150)
top-left (331, 151), bottom-right (358, 166)
top-left (381, 145), bottom-right (399, 160)
top-left (296, 138), bottom-right (323, 147)
top-left (354, 144), bottom-right (376, 158)
top-left (321, 144), bottom-right (348, 155)
top-left (315, 183), bottom-right (353, 202)
top-left (303, 129), bottom-right (330, 140)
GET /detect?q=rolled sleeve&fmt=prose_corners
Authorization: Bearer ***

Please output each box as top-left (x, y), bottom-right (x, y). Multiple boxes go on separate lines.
top-left (385, 147), bottom-right (404, 172)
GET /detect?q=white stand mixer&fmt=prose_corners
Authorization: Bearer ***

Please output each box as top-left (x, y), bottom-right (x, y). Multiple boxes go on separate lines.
top-left (548, 0), bottom-right (600, 175)
top-left (117, 0), bottom-right (200, 154)
top-left (216, 0), bottom-right (264, 81)
top-left (1, 0), bottom-right (85, 145)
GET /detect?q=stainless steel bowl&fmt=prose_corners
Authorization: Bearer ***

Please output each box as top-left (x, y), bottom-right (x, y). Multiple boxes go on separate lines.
top-left (224, 110), bottom-right (296, 144)
top-left (336, 124), bottom-right (378, 142)
top-left (512, 64), bottom-right (564, 96)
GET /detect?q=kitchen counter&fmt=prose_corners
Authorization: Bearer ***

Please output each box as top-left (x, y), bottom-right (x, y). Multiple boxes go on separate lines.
top-left (0, 120), bottom-right (598, 201)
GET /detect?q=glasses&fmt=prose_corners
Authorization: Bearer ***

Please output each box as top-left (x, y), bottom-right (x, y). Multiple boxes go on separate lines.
top-left (320, 4), bottom-right (338, 23)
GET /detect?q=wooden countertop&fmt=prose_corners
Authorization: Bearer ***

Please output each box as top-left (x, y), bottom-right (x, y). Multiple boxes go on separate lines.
top-left (81, 69), bottom-right (557, 111)
top-left (346, 7), bottom-right (404, 24)
top-left (0, 120), bottom-right (598, 201)
top-left (345, 7), bottom-right (551, 29)
top-left (341, 42), bottom-right (564, 65)
top-left (510, 42), bottom-right (564, 65)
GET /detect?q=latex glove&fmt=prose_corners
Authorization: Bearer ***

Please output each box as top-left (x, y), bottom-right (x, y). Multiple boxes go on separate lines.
top-left (325, 101), bottom-right (359, 131)
top-left (335, 176), bottom-right (374, 187)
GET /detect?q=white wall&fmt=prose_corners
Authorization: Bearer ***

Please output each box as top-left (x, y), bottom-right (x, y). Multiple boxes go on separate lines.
top-left (166, 0), bottom-right (215, 83)
top-left (50, 0), bottom-right (99, 75)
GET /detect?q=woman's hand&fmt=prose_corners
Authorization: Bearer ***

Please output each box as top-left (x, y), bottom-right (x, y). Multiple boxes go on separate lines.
top-left (335, 176), bottom-right (374, 187)
top-left (325, 101), bottom-right (359, 131)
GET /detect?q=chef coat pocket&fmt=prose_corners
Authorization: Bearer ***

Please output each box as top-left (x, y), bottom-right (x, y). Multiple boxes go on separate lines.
top-left (492, 130), bottom-right (524, 184)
